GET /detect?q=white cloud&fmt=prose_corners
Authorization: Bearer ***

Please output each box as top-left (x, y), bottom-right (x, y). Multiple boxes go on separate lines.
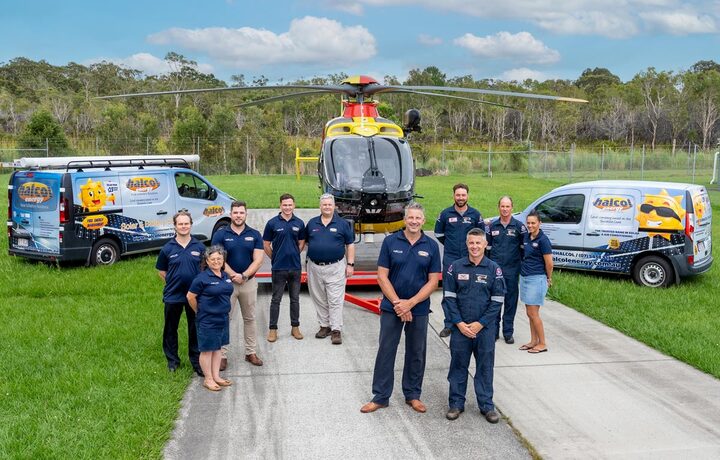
top-left (86, 53), bottom-right (214, 76)
top-left (323, 1), bottom-right (720, 38)
top-left (147, 16), bottom-right (377, 68)
top-left (640, 11), bottom-right (717, 34)
top-left (498, 67), bottom-right (551, 82)
top-left (454, 31), bottom-right (560, 64)
top-left (418, 34), bottom-right (443, 46)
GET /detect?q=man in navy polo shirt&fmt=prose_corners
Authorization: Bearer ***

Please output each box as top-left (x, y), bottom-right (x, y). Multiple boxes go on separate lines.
top-left (211, 200), bottom-right (265, 368)
top-left (434, 183), bottom-right (484, 338)
top-left (486, 196), bottom-right (527, 344)
top-left (263, 193), bottom-right (306, 342)
top-left (304, 194), bottom-right (355, 345)
top-left (156, 211), bottom-right (206, 376)
top-left (442, 228), bottom-right (505, 423)
top-left (361, 202), bottom-right (441, 414)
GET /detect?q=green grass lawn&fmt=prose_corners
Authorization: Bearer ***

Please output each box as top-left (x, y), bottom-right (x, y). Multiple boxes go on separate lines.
top-left (1, 171), bottom-right (718, 457)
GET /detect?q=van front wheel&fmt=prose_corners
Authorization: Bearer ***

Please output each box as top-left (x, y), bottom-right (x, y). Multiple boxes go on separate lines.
top-left (632, 256), bottom-right (673, 288)
top-left (91, 239), bottom-right (120, 266)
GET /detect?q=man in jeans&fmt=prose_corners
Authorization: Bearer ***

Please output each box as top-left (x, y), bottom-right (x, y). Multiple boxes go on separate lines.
top-left (211, 200), bottom-right (264, 368)
top-left (263, 193), bottom-right (306, 342)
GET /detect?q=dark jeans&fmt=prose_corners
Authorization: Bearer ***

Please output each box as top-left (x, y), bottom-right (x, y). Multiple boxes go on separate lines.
top-left (448, 325), bottom-right (496, 412)
top-left (163, 301), bottom-right (200, 370)
top-left (441, 259), bottom-right (456, 329)
top-left (269, 270), bottom-right (301, 329)
top-left (371, 311), bottom-right (429, 406)
top-left (496, 269), bottom-right (520, 338)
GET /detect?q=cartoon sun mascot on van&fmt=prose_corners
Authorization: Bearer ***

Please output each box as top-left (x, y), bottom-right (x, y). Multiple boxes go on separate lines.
top-left (636, 189), bottom-right (685, 240)
top-left (78, 178), bottom-right (116, 212)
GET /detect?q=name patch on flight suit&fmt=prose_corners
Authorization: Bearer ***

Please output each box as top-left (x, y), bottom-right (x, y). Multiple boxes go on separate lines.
top-left (507, 229), bottom-right (516, 236)
top-left (449, 217), bottom-right (458, 223)
top-left (463, 217), bottom-right (472, 224)
top-left (491, 230), bottom-right (500, 236)
top-left (458, 273), bottom-right (470, 280)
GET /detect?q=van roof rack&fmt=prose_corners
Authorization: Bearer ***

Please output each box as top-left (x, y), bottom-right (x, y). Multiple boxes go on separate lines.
top-left (11, 155), bottom-right (200, 171)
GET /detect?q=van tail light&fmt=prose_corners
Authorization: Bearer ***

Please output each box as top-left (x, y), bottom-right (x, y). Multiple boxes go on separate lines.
top-left (7, 187), bottom-right (12, 239)
top-left (60, 195), bottom-right (69, 224)
top-left (685, 212), bottom-right (695, 266)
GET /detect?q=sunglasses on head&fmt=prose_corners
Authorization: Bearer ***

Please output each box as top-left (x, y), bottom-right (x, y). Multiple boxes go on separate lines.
top-left (640, 204), bottom-right (681, 221)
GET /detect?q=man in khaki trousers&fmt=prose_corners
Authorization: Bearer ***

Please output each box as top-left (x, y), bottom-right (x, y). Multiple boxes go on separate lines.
top-left (211, 200), bottom-right (264, 367)
top-left (304, 194), bottom-right (355, 345)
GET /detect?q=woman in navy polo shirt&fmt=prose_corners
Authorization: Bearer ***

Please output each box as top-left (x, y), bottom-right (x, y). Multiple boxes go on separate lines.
top-left (519, 210), bottom-right (553, 354)
top-left (187, 246), bottom-right (235, 391)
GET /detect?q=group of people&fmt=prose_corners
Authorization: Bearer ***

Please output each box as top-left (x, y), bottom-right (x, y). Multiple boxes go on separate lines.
top-left (157, 184), bottom-right (554, 420)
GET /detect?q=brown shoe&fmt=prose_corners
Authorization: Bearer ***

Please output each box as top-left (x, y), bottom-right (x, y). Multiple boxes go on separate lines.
top-left (291, 326), bottom-right (304, 340)
top-left (245, 353), bottom-right (263, 366)
top-left (315, 326), bottom-right (331, 339)
top-left (331, 330), bottom-right (342, 345)
top-left (405, 399), bottom-right (427, 413)
top-left (267, 329), bottom-right (278, 342)
top-left (360, 401), bottom-right (387, 413)
top-left (219, 358), bottom-right (227, 371)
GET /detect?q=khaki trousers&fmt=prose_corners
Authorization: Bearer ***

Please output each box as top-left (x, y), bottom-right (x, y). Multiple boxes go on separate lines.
top-left (307, 259), bottom-right (347, 331)
top-left (222, 277), bottom-right (258, 357)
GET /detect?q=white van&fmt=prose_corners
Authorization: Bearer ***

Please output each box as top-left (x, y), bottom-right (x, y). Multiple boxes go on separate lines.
top-left (8, 155), bottom-right (234, 266)
top-left (516, 180), bottom-right (713, 287)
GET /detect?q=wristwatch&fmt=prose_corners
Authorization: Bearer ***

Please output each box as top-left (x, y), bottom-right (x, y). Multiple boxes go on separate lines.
top-left (347, 262), bottom-right (355, 267)
top-left (241, 273), bottom-right (249, 281)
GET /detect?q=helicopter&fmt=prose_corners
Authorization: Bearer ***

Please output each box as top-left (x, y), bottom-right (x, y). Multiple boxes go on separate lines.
top-left (98, 75), bottom-right (587, 235)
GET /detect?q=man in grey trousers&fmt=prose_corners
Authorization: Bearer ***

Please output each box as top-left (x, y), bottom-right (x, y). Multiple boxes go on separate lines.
top-left (303, 194), bottom-right (355, 345)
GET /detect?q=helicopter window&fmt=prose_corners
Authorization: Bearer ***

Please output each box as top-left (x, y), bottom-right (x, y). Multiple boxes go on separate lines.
top-left (373, 137), bottom-right (413, 192)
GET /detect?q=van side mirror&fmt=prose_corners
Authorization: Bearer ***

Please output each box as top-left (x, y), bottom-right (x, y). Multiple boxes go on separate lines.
top-left (208, 188), bottom-right (217, 200)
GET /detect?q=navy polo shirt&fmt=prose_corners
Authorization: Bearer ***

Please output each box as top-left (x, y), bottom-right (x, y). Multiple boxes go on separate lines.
top-left (156, 237), bottom-right (206, 303)
top-left (262, 213), bottom-right (305, 271)
top-left (442, 256), bottom-right (506, 328)
top-left (486, 217), bottom-right (527, 271)
top-left (377, 230), bottom-right (441, 316)
top-left (521, 229), bottom-right (553, 277)
top-left (188, 269), bottom-right (234, 328)
top-left (303, 213), bottom-right (354, 263)
top-left (211, 225), bottom-right (263, 274)
top-left (434, 205), bottom-right (484, 264)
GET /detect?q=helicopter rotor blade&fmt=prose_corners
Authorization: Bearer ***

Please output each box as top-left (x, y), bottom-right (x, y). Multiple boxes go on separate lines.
top-left (235, 90), bottom-right (339, 107)
top-left (377, 85), bottom-right (588, 103)
top-left (95, 84), bottom-right (353, 100)
top-left (389, 89), bottom-right (516, 109)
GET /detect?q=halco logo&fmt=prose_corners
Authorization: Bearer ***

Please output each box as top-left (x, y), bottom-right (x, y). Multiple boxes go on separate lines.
top-left (18, 182), bottom-right (53, 203)
top-left (203, 206), bottom-right (224, 217)
top-left (593, 197), bottom-right (632, 211)
top-left (126, 177), bottom-right (160, 192)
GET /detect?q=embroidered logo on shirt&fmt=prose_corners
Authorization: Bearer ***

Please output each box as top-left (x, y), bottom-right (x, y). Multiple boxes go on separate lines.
top-left (418, 250), bottom-right (429, 257)
top-left (496, 267), bottom-right (503, 277)
top-left (190, 251), bottom-right (201, 256)
top-left (292, 226), bottom-right (300, 232)
top-left (244, 237), bottom-right (254, 241)
top-left (225, 279), bottom-right (232, 283)
top-left (458, 273), bottom-right (470, 280)
top-left (392, 249), bottom-right (404, 254)
top-left (276, 227), bottom-right (285, 232)
top-left (476, 274), bottom-right (488, 283)
top-left (330, 228), bottom-right (338, 232)
top-left (448, 217), bottom-right (458, 223)
top-left (169, 253), bottom-right (179, 258)
top-left (224, 238), bottom-right (235, 242)
top-left (507, 229), bottom-right (516, 237)
top-left (491, 230), bottom-right (500, 236)
top-left (463, 217), bottom-right (472, 224)
top-left (532, 242), bottom-right (539, 248)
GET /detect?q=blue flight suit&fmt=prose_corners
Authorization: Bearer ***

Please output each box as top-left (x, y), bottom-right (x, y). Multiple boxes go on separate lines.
top-left (442, 256), bottom-right (505, 412)
top-left (434, 205), bottom-right (484, 329)
top-left (486, 217), bottom-right (527, 339)
top-left (371, 230), bottom-right (441, 406)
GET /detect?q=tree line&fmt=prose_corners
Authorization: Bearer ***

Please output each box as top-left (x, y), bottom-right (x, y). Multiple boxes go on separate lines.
top-left (1, 53), bottom-right (719, 173)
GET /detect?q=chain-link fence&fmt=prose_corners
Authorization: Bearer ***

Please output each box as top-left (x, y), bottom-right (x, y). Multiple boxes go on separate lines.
top-left (1, 135), bottom-right (716, 184)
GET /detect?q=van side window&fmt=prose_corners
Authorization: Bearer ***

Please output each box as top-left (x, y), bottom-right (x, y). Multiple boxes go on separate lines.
top-left (535, 194), bottom-right (585, 224)
top-left (175, 173), bottom-right (210, 200)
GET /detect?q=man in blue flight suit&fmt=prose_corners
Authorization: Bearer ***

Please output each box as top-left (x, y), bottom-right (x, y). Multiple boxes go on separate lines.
top-left (434, 183), bottom-right (485, 338)
top-left (263, 193), bottom-right (306, 342)
top-left (211, 200), bottom-right (265, 368)
top-left (360, 202), bottom-right (441, 414)
top-left (486, 196), bottom-right (526, 344)
top-left (443, 228), bottom-right (505, 423)
top-left (156, 211), bottom-right (206, 376)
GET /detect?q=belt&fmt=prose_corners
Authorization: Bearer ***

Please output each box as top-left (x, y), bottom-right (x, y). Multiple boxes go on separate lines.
top-left (309, 258), bottom-right (343, 266)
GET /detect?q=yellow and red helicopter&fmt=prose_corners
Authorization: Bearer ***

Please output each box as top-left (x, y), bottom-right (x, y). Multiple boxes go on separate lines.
top-left (100, 75), bottom-right (586, 235)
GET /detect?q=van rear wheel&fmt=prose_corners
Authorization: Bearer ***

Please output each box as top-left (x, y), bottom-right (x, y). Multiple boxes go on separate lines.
top-left (632, 256), bottom-right (673, 288)
top-left (91, 239), bottom-right (120, 266)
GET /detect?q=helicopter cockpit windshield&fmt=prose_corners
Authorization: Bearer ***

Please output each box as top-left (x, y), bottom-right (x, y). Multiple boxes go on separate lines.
top-left (324, 136), bottom-right (413, 193)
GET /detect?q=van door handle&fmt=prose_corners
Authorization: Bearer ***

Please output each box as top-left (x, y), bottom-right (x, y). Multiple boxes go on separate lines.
top-left (157, 211), bottom-right (168, 215)
top-left (586, 232), bottom-right (599, 236)
top-left (569, 231), bottom-right (582, 236)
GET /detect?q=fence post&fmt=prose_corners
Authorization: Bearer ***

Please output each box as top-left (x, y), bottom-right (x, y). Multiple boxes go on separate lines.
top-left (544, 143), bottom-right (548, 178)
top-left (600, 144), bottom-right (605, 179)
top-left (641, 144), bottom-right (646, 180)
top-left (527, 141), bottom-right (532, 177)
top-left (692, 144), bottom-right (697, 183)
top-left (96, 136), bottom-right (99, 155)
top-left (146, 137), bottom-right (149, 155)
top-left (246, 135), bottom-right (250, 174)
top-left (630, 145), bottom-right (634, 178)
top-left (441, 140), bottom-right (446, 171)
top-left (45, 138), bottom-right (49, 157)
top-left (570, 143), bottom-right (574, 182)
top-left (487, 142), bottom-right (492, 177)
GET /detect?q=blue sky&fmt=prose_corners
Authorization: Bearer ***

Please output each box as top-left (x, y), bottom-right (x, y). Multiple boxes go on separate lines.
top-left (2, 0), bottom-right (718, 84)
